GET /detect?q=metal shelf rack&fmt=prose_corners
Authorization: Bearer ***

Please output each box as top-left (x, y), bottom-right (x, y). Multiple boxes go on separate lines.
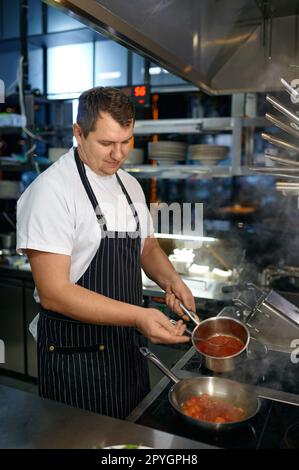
top-left (129, 116), bottom-right (270, 179)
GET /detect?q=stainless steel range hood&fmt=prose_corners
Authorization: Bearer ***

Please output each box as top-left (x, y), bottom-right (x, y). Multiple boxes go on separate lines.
top-left (46, 0), bottom-right (299, 94)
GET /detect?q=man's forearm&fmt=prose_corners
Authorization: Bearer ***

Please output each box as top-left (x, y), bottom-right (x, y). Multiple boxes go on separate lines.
top-left (141, 245), bottom-right (181, 291)
top-left (41, 283), bottom-right (143, 327)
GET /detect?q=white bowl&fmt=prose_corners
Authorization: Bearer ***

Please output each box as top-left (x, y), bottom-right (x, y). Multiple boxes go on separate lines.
top-left (168, 255), bottom-right (191, 274)
top-left (173, 248), bottom-right (195, 261)
top-left (188, 264), bottom-right (210, 277)
top-left (211, 268), bottom-right (232, 281)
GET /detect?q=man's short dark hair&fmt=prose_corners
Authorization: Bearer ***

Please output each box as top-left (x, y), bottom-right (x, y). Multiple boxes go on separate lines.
top-left (77, 87), bottom-right (135, 137)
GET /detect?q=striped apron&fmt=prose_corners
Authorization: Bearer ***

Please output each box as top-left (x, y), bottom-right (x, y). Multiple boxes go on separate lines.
top-left (37, 148), bottom-right (150, 419)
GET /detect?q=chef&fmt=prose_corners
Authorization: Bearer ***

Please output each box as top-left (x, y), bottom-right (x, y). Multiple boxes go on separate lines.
top-left (17, 86), bottom-right (195, 419)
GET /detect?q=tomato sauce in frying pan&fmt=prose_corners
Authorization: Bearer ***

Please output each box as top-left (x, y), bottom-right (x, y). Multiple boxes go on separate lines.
top-left (182, 394), bottom-right (245, 423)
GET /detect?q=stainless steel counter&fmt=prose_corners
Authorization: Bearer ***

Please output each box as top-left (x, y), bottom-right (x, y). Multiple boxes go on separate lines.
top-left (143, 277), bottom-right (232, 302)
top-left (0, 265), bottom-right (232, 302)
top-left (0, 385), bottom-right (215, 449)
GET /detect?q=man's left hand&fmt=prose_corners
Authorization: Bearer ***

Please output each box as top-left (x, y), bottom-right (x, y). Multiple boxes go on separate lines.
top-left (165, 277), bottom-right (196, 322)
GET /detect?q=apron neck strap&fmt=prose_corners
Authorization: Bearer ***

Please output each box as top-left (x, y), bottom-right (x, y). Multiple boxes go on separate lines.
top-left (74, 147), bottom-right (140, 232)
top-left (74, 147), bottom-right (108, 230)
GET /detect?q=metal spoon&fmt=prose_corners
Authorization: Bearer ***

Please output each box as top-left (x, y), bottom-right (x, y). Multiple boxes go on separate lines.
top-left (170, 319), bottom-right (227, 348)
top-left (178, 304), bottom-right (231, 348)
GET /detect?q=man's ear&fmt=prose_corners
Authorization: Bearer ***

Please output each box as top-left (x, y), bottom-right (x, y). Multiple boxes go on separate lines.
top-left (73, 123), bottom-right (82, 145)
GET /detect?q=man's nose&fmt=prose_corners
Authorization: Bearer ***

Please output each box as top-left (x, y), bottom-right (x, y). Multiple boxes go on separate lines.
top-left (111, 143), bottom-right (123, 161)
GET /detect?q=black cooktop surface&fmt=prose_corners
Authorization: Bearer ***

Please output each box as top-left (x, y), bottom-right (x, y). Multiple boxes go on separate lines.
top-left (181, 348), bottom-right (299, 394)
top-left (137, 386), bottom-right (299, 449)
top-left (136, 349), bottom-right (299, 449)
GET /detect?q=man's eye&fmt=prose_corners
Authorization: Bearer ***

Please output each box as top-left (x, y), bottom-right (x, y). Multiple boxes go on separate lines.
top-left (101, 142), bottom-right (111, 147)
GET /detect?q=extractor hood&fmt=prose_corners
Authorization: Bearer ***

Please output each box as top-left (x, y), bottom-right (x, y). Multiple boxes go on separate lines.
top-left (46, 0), bottom-right (299, 94)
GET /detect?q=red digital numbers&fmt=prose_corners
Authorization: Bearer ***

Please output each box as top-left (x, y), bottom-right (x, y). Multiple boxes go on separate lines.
top-left (134, 86), bottom-right (147, 97)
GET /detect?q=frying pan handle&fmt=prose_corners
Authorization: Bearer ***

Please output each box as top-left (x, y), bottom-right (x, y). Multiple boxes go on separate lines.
top-left (179, 303), bottom-right (200, 326)
top-left (139, 347), bottom-right (180, 384)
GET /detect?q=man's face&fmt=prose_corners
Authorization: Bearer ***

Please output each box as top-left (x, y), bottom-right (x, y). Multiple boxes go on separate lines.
top-left (74, 112), bottom-right (134, 176)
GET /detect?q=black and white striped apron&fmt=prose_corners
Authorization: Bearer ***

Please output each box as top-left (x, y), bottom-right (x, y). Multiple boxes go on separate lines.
top-left (37, 148), bottom-right (150, 419)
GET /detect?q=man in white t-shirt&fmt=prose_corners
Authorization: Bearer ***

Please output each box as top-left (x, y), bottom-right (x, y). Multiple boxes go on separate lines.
top-left (17, 86), bottom-right (195, 419)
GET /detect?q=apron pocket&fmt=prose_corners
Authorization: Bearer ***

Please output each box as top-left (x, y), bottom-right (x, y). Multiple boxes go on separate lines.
top-left (47, 343), bottom-right (105, 354)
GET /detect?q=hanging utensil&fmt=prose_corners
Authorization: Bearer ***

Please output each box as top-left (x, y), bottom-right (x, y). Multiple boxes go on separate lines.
top-left (276, 181), bottom-right (299, 187)
top-left (266, 95), bottom-right (299, 125)
top-left (261, 132), bottom-right (299, 153)
top-left (265, 150), bottom-right (299, 167)
top-left (265, 113), bottom-right (299, 139)
top-left (249, 167), bottom-right (299, 178)
top-left (281, 77), bottom-right (299, 103)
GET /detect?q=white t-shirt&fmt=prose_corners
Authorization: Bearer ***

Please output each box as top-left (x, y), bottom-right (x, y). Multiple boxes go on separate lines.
top-left (17, 147), bottom-right (154, 304)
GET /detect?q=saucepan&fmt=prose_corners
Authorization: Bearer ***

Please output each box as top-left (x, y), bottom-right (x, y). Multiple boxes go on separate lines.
top-left (140, 347), bottom-right (261, 431)
top-left (179, 304), bottom-right (268, 373)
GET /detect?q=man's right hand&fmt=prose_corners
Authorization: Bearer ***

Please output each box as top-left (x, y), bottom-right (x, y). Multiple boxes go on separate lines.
top-left (135, 308), bottom-right (190, 345)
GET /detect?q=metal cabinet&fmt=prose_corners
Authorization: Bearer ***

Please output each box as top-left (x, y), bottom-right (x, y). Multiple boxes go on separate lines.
top-left (0, 279), bottom-right (25, 374)
top-left (0, 276), bottom-right (39, 378)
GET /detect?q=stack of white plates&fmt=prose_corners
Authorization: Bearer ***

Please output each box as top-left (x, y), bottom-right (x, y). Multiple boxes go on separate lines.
top-left (148, 141), bottom-right (186, 165)
top-left (188, 144), bottom-right (228, 165)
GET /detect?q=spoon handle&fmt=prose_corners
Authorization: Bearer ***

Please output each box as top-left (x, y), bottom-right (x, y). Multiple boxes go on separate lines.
top-left (179, 303), bottom-right (200, 326)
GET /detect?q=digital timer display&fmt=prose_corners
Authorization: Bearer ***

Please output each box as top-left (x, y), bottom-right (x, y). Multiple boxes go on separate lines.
top-left (121, 85), bottom-right (149, 107)
top-left (134, 86), bottom-right (147, 97)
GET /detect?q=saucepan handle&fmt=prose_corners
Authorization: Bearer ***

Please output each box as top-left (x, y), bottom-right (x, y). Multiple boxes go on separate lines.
top-left (246, 337), bottom-right (268, 360)
top-left (139, 347), bottom-right (180, 384)
top-left (179, 303), bottom-right (200, 326)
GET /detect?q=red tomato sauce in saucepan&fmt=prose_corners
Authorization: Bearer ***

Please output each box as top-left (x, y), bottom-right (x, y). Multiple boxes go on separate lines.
top-left (182, 394), bottom-right (245, 423)
top-left (195, 334), bottom-right (244, 357)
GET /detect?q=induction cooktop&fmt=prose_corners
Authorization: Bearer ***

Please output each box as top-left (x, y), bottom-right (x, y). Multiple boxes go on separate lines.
top-left (134, 348), bottom-right (299, 449)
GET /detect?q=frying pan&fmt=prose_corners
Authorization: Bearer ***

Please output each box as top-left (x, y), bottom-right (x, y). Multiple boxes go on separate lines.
top-left (140, 347), bottom-right (261, 431)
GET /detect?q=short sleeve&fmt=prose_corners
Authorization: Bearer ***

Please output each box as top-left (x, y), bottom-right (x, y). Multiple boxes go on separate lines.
top-left (17, 174), bottom-right (75, 256)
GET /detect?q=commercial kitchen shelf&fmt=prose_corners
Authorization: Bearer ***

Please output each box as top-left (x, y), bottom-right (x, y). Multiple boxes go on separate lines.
top-left (124, 164), bottom-right (230, 179)
top-left (133, 116), bottom-right (270, 177)
top-left (134, 117), bottom-right (232, 135)
top-left (124, 165), bottom-right (276, 179)
top-left (134, 117), bottom-right (269, 135)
